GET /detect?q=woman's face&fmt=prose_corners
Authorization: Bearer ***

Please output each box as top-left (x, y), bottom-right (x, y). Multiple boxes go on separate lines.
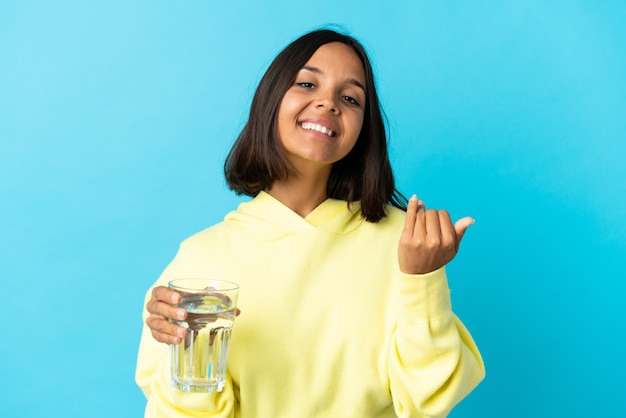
top-left (276, 42), bottom-right (366, 173)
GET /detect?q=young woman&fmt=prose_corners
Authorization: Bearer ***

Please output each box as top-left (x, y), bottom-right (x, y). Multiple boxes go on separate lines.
top-left (136, 29), bottom-right (485, 417)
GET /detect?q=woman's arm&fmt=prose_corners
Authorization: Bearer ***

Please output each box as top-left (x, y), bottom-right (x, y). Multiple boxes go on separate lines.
top-left (387, 268), bottom-right (484, 417)
top-left (387, 195), bottom-right (485, 417)
top-left (135, 242), bottom-right (237, 417)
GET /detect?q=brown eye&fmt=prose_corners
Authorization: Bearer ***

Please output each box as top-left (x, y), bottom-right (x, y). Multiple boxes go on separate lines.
top-left (342, 95), bottom-right (360, 106)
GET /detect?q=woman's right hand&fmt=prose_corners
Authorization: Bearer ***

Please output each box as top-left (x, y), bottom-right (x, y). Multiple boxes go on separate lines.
top-left (145, 286), bottom-right (188, 345)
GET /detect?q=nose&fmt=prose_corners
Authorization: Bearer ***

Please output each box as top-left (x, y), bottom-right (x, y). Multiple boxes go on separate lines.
top-left (316, 89), bottom-right (339, 113)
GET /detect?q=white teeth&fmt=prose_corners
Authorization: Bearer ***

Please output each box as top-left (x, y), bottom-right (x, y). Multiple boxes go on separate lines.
top-left (301, 122), bottom-right (334, 137)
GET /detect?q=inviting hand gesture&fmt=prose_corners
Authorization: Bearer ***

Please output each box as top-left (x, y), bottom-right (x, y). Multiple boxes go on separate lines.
top-left (398, 195), bottom-right (474, 275)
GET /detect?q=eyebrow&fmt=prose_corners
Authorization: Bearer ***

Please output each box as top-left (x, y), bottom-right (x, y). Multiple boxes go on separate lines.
top-left (302, 66), bottom-right (366, 92)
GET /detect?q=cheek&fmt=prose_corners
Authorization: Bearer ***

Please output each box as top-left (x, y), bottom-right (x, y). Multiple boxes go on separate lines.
top-left (348, 113), bottom-right (365, 143)
top-left (277, 92), bottom-right (301, 120)
top-left (276, 100), bottom-right (297, 140)
top-left (341, 116), bottom-right (363, 157)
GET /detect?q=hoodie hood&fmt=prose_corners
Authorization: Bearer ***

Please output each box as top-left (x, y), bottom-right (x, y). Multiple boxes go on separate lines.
top-left (223, 191), bottom-right (364, 241)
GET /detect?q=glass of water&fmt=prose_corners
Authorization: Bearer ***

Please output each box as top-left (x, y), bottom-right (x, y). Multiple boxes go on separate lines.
top-left (168, 278), bottom-right (240, 392)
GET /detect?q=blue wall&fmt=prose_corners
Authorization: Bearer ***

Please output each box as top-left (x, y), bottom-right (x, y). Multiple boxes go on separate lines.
top-left (1, 1), bottom-right (624, 417)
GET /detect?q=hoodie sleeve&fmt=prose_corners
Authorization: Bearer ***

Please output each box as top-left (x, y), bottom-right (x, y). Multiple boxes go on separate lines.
top-left (388, 267), bottom-right (485, 418)
top-left (135, 241), bottom-right (236, 418)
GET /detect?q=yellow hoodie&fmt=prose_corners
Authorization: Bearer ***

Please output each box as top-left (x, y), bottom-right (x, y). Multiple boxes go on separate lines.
top-left (136, 191), bottom-right (485, 417)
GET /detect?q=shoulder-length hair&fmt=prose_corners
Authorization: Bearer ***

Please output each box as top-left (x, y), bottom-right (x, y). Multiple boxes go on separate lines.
top-left (224, 28), bottom-right (407, 222)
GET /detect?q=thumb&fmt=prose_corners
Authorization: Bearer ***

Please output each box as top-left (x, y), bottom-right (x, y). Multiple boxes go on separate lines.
top-left (454, 216), bottom-right (475, 251)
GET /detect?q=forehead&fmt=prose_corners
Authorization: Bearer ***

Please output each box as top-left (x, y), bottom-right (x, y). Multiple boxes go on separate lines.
top-left (302, 42), bottom-right (366, 84)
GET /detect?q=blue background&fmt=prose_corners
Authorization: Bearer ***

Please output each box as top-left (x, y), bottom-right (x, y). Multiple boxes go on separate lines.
top-left (1, 1), bottom-right (625, 417)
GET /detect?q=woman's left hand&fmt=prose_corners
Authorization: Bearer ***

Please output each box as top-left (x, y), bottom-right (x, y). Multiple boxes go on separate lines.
top-left (398, 195), bottom-right (474, 275)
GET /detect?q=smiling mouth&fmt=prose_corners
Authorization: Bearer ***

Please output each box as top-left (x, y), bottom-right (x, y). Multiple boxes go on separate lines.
top-left (300, 122), bottom-right (336, 137)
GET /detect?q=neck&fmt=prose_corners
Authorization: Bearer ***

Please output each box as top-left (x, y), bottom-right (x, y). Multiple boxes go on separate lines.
top-left (267, 168), bottom-right (331, 218)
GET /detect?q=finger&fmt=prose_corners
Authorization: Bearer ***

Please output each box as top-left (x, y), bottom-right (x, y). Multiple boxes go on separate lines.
top-left (424, 209), bottom-right (441, 246)
top-left (152, 286), bottom-right (182, 305)
top-left (413, 198), bottom-right (427, 238)
top-left (148, 300), bottom-right (188, 323)
top-left (152, 328), bottom-right (186, 345)
top-left (402, 195), bottom-right (420, 238)
top-left (146, 316), bottom-right (188, 345)
top-left (155, 332), bottom-right (180, 345)
top-left (454, 216), bottom-right (475, 251)
top-left (438, 210), bottom-right (456, 249)
top-left (148, 286), bottom-right (186, 320)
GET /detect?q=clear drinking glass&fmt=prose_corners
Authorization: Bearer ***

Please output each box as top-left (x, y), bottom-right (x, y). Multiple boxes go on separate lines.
top-left (168, 278), bottom-right (239, 392)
